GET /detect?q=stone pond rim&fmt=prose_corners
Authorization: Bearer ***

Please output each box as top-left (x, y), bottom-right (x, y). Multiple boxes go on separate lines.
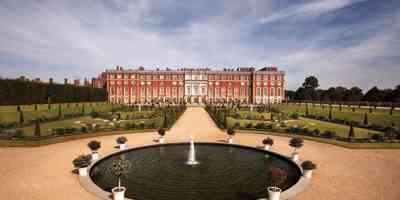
top-left (81, 142), bottom-right (308, 200)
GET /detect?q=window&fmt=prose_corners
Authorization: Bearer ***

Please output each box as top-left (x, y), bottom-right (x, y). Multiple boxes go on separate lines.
top-left (228, 87), bottom-right (233, 96)
top-left (240, 87), bottom-right (244, 96)
top-left (146, 87), bottom-right (151, 96)
top-left (186, 86), bottom-right (191, 95)
top-left (271, 87), bottom-right (275, 96)
top-left (208, 87), bottom-right (214, 97)
top-left (234, 88), bottom-right (239, 97)
top-left (264, 87), bottom-right (268, 96)
top-left (131, 88), bottom-right (135, 96)
top-left (153, 88), bottom-right (158, 97)
top-left (201, 87), bottom-right (206, 95)
top-left (141, 88), bottom-right (145, 96)
top-left (172, 87), bottom-right (177, 97)
top-left (179, 87), bottom-right (184, 96)
top-left (257, 88), bottom-right (261, 96)
top-left (277, 88), bottom-right (281, 97)
top-left (160, 87), bottom-right (164, 96)
top-left (110, 87), bottom-right (115, 95)
top-left (124, 87), bottom-right (128, 96)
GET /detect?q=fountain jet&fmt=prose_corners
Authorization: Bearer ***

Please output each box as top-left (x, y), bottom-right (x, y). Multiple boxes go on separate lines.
top-left (186, 136), bottom-right (199, 165)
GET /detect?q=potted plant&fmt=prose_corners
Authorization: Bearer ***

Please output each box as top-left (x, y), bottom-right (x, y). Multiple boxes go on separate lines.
top-left (72, 154), bottom-right (92, 176)
top-left (87, 140), bottom-right (101, 160)
top-left (111, 157), bottom-right (132, 200)
top-left (289, 137), bottom-right (304, 161)
top-left (262, 137), bottom-right (274, 150)
top-left (227, 128), bottom-right (235, 144)
top-left (301, 160), bottom-right (317, 178)
top-left (267, 167), bottom-right (287, 200)
top-left (116, 136), bottom-right (128, 150)
top-left (158, 128), bottom-right (166, 143)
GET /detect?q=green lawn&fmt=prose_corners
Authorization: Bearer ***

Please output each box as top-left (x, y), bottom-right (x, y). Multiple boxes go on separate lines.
top-left (0, 102), bottom-right (112, 125)
top-left (228, 116), bottom-right (383, 139)
top-left (236, 111), bottom-right (272, 119)
top-left (286, 117), bottom-right (381, 138)
top-left (4, 114), bottom-right (158, 137)
top-left (276, 104), bottom-right (400, 128)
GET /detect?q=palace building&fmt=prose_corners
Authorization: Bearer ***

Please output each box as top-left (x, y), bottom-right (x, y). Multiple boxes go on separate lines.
top-left (98, 66), bottom-right (285, 104)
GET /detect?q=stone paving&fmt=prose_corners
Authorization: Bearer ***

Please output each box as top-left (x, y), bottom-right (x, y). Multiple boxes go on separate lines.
top-left (0, 107), bottom-right (400, 200)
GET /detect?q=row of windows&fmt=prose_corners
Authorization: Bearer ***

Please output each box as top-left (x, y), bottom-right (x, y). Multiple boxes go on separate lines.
top-left (109, 74), bottom-right (184, 80)
top-left (255, 75), bottom-right (283, 81)
top-left (110, 87), bottom-right (184, 97)
top-left (256, 87), bottom-right (282, 97)
top-left (108, 74), bottom-right (284, 81)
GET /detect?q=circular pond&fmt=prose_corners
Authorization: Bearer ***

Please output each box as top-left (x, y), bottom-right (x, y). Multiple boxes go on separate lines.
top-left (90, 143), bottom-right (302, 200)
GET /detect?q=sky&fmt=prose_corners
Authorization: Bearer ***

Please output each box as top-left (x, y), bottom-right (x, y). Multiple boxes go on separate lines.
top-left (0, 0), bottom-right (399, 91)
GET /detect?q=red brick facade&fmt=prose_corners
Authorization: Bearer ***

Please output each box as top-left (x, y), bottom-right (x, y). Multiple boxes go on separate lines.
top-left (99, 66), bottom-right (285, 104)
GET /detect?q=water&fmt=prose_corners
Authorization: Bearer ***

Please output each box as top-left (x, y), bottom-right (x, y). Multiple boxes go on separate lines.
top-left (90, 143), bottom-right (301, 200)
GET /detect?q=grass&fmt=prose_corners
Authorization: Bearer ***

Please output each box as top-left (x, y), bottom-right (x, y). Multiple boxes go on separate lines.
top-left (0, 129), bottom-right (156, 147)
top-left (0, 102), bottom-right (112, 125)
top-left (238, 130), bottom-right (400, 149)
top-left (4, 114), bottom-right (157, 137)
top-left (277, 104), bottom-right (400, 128)
top-left (286, 117), bottom-right (381, 138)
top-left (228, 117), bottom-right (382, 138)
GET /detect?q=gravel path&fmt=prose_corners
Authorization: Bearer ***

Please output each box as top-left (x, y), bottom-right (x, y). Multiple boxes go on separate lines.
top-left (0, 107), bottom-right (399, 200)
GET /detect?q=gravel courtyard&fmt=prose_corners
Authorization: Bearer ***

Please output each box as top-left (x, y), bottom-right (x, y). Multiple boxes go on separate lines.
top-left (0, 107), bottom-right (399, 200)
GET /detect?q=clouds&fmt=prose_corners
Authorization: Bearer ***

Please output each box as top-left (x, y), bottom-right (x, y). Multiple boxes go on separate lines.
top-left (259, 0), bottom-right (366, 24)
top-left (0, 0), bottom-right (399, 91)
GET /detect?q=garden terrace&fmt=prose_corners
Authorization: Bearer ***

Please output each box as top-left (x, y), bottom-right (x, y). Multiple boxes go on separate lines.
top-left (0, 103), bottom-right (186, 145)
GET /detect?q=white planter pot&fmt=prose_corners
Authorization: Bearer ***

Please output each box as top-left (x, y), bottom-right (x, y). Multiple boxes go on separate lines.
top-left (119, 143), bottom-right (126, 150)
top-left (291, 152), bottom-right (299, 162)
top-left (264, 145), bottom-right (271, 150)
top-left (267, 186), bottom-right (281, 200)
top-left (78, 167), bottom-right (88, 176)
top-left (112, 186), bottom-right (126, 200)
top-left (92, 152), bottom-right (99, 160)
top-left (159, 137), bottom-right (165, 144)
top-left (303, 169), bottom-right (313, 178)
top-left (228, 137), bottom-right (233, 144)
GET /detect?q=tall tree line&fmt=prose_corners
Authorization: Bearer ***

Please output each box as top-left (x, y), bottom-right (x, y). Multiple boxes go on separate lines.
top-left (286, 76), bottom-right (400, 103)
top-left (0, 79), bottom-right (107, 105)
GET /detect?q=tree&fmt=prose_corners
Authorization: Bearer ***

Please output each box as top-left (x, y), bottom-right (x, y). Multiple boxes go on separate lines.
top-left (363, 113), bottom-right (368, 125)
top-left (305, 103), bottom-right (309, 115)
top-left (82, 104), bottom-right (85, 115)
top-left (17, 105), bottom-right (21, 112)
top-left (87, 140), bottom-right (101, 152)
top-left (343, 87), bottom-right (363, 101)
top-left (58, 104), bottom-right (63, 119)
top-left (111, 158), bottom-right (132, 191)
top-left (19, 111), bottom-right (24, 124)
top-left (348, 124), bottom-right (355, 140)
top-left (363, 87), bottom-right (384, 102)
top-left (34, 104), bottom-right (38, 110)
top-left (386, 85), bottom-right (400, 102)
top-left (158, 128), bottom-right (166, 137)
top-left (289, 138), bottom-right (303, 153)
top-left (302, 76), bottom-right (319, 90)
top-left (328, 108), bottom-right (332, 120)
top-left (34, 119), bottom-right (41, 137)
